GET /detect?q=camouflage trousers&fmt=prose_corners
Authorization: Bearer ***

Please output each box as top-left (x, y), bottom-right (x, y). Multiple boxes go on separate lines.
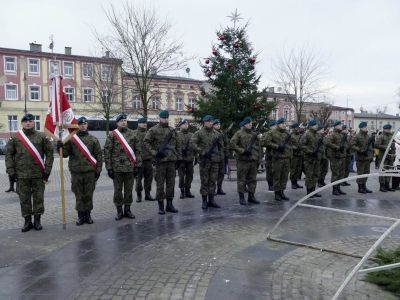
top-left (199, 161), bottom-right (219, 196)
top-left (329, 157), bottom-right (345, 184)
top-left (113, 172), bottom-right (134, 206)
top-left (17, 178), bottom-right (45, 217)
top-left (356, 160), bottom-right (370, 184)
top-left (290, 155), bottom-right (303, 182)
top-left (155, 161), bottom-right (176, 200)
top-left (135, 160), bottom-right (153, 193)
top-left (237, 160), bottom-right (258, 193)
top-left (344, 155), bottom-right (352, 178)
top-left (266, 157), bottom-right (273, 183)
top-left (379, 158), bottom-right (394, 184)
top-left (272, 158), bottom-right (290, 191)
top-left (304, 158), bottom-right (320, 189)
top-left (319, 158), bottom-right (329, 182)
top-left (217, 161), bottom-right (225, 188)
top-left (71, 172), bottom-right (96, 212)
top-left (178, 160), bottom-right (194, 190)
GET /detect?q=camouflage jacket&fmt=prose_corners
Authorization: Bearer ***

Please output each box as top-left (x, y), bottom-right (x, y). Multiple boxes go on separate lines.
top-left (104, 128), bottom-right (141, 172)
top-left (290, 132), bottom-right (303, 157)
top-left (230, 128), bottom-right (261, 161)
top-left (5, 128), bottom-right (54, 178)
top-left (325, 129), bottom-right (347, 159)
top-left (190, 127), bottom-right (222, 163)
top-left (132, 127), bottom-right (152, 163)
top-left (375, 132), bottom-right (395, 162)
top-left (144, 123), bottom-right (182, 162)
top-left (264, 127), bottom-right (292, 159)
top-left (63, 130), bottom-right (103, 173)
top-left (345, 135), bottom-right (354, 157)
top-left (177, 129), bottom-right (195, 161)
top-left (300, 128), bottom-right (324, 160)
top-left (215, 129), bottom-right (229, 161)
top-left (351, 131), bottom-right (374, 161)
top-left (260, 129), bottom-right (273, 159)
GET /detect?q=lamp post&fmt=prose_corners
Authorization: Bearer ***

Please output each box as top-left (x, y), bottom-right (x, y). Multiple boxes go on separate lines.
top-left (23, 72), bottom-right (27, 114)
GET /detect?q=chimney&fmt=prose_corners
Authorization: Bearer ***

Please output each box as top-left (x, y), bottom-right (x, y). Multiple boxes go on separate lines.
top-left (29, 43), bottom-right (42, 52)
top-left (65, 47), bottom-right (72, 55)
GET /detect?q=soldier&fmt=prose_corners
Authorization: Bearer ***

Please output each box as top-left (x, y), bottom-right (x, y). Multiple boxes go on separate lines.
top-left (57, 117), bottom-right (103, 225)
top-left (325, 121), bottom-right (347, 195)
top-left (213, 119), bottom-right (229, 195)
top-left (5, 113), bottom-right (54, 232)
top-left (230, 116), bottom-right (261, 205)
top-left (261, 120), bottom-right (276, 191)
top-left (104, 113), bottom-right (139, 220)
top-left (5, 138), bottom-right (16, 192)
top-left (318, 126), bottom-right (329, 187)
top-left (341, 125), bottom-right (352, 186)
top-left (289, 123), bottom-right (303, 189)
top-left (144, 110), bottom-right (181, 214)
top-left (177, 119), bottom-right (195, 199)
top-left (375, 124), bottom-right (396, 192)
top-left (300, 119), bottom-right (323, 197)
top-left (191, 115), bottom-right (221, 209)
top-left (265, 117), bottom-right (292, 201)
top-left (351, 121), bottom-right (373, 193)
top-left (132, 117), bottom-right (155, 202)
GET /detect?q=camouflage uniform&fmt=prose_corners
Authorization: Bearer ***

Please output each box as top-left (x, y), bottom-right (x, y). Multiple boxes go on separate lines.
top-left (343, 134), bottom-right (354, 181)
top-left (318, 145), bottom-right (329, 187)
top-left (216, 129), bottom-right (229, 194)
top-left (177, 128), bottom-right (195, 197)
top-left (261, 128), bottom-right (274, 190)
top-left (5, 128), bottom-right (54, 218)
top-left (290, 131), bottom-right (303, 188)
top-left (375, 131), bottom-right (395, 189)
top-left (325, 128), bottom-right (347, 194)
top-left (351, 131), bottom-right (373, 191)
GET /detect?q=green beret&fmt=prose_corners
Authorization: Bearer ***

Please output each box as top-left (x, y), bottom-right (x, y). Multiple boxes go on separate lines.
top-left (159, 110), bottom-right (169, 118)
top-left (308, 119), bottom-right (317, 126)
top-left (290, 123), bottom-right (299, 129)
top-left (213, 118), bottom-right (221, 125)
top-left (202, 115), bottom-right (214, 122)
top-left (77, 116), bottom-right (88, 124)
top-left (359, 121), bottom-right (367, 129)
top-left (116, 113), bottom-right (127, 123)
top-left (383, 124), bottom-right (392, 130)
top-left (138, 117), bottom-right (147, 124)
top-left (332, 120), bottom-right (342, 127)
top-left (21, 113), bottom-right (34, 122)
top-left (242, 116), bottom-right (252, 126)
top-left (276, 117), bottom-right (286, 125)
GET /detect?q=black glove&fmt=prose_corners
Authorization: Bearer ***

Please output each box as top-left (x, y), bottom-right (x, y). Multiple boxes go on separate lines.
top-left (132, 168), bottom-right (138, 177)
top-left (176, 160), bottom-right (182, 169)
top-left (339, 145), bottom-right (345, 152)
top-left (56, 141), bottom-right (63, 152)
top-left (95, 171), bottom-right (101, 181)
top-left (156, 152), bottom-right (166, 159)
top-left (107, 169), bottom-right (114, 179)
top-left (277, 144), bottom-right (286, 152)
top-left (224, 156), bottom-right (228, 166)
top-left (360, 150), bottom-right (368, 156)
top-left (243, 149), bottom-right (251, 156)
top-left (182, 149), bottom-right (188, 157)
top-left (193, 158), bottom-right (198, 166)
top-left (203, 152), bottom-right (211, 159)
top-left (311, 151), bottom-right (318, 158)
top-left (42, 172), bottom-right (50, 182)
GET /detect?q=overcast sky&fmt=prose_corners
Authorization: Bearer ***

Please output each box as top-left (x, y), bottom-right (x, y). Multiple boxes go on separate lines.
top-left (1, 0), bottom-right (399, 113)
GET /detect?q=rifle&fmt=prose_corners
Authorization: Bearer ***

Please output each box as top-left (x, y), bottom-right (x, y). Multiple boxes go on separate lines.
top-left (156, 124), bottom-right (178, 160)
top-left (244, 133), bottom-right (258, 156)
top-left (277, 132), bottom-right (291, 152)
top-left (202, 123), bottom-right (233, 165)
top-left (364, 136), bottom-right (374, 156)
top-left (314, 136), bottom-right (324, 155)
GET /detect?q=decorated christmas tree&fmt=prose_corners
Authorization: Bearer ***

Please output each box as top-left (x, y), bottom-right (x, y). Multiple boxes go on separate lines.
top-left (193, 10), bottom-right (274, 133)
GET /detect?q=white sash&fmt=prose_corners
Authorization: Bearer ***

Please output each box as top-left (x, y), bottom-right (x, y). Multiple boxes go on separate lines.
top-left (71, 134), bottom-right (97, 170)
top-left (16, 130), bottom-right (45, 172)
top-left (112, 129), bottom-right (137, 165)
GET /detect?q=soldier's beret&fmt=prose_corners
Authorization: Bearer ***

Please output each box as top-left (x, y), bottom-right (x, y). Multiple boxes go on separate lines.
top-left (308, 119), bottom-right (317, 126)
top-left (138, 117), bottom-right (147, 124)
top-left (213, 119), bottom-right (221, 125)
top-left (332, 120), bottom-right (342, 127)
top-left (242, 116), bottom-right (252, 126)
top-left (239, 120), bottom-right (245, 127)
top-left (383, 124), bottom-right (392, 130)
top-left (290, 123), bottom-right (299, 129)
top-left (159, 110), bottom-right (169, 118)
top-left (359, 122), bottom-right (367, 129)
top-left (269, 120), bottom-right (276, 127)
top-left (116, 113), bottom-right (127, 123)
top-left (342, 124), bottom-right (347, 129)
top-left (178, 118), bottom-right (188, 126)
top-left (202, 115), bottom-right (214, 122)
top-left (77, 116), bottom-right (88, 124)
top-left (21, 113), bottom-right (34, 122)
top-left (276, 117), bottom-right (286, 125)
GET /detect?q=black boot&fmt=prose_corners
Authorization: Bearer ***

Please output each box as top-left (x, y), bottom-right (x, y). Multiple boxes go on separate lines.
top-left (21, 216), bottom-right (33, 232)
top-left (145, 191), bottom-right (155, 201)
top-left (5, 177), bottom-right (15, 192)
top-left (248, 192), bottom-right (260, 204)
top-left (239, 192), bottom-right (247, 205)
top-left (180, 188), bottom-right (185, 199)
top-left (268, 181), bottom-right (274, 191)
top-left (332, 186), bottom-right (340, 196)
top-left (385, 182), bottom-right (395, 192)
top-left (337, 185), bottom-right (346, 195)
top-left (312, 186), bottom-right (322, 197)
top-left (124, 205), bottom-right (135, 219)
top-left (217, 186), bottom-right (226, 195)
top-left (280, 190), bottom-right (290, 201)
top-left (291, 181), bottom-right (298, 189)
top-left (115, 206), bottom-right (124, 220)
top-left (207, 194), bottom-right (220, 208)
top-left (185, 189), bottom-right (195, 198)
top-left (379, 183), bottom-right (387, 192)
top-left (136, 192), bottom-right (142, 203)
top-left (202, 195), bottom-right (208, 209)
top-left (364, 184), bottom-right (372, 193)
top-left (76, 211), bottom-right (85, 226)
top-left (274, 191), bottom-right (283, 201)
top-left (158, 200), bottom-right (165, 215)
top-left (166, 198), bottom-right (178, 213)
top-left (358, 184), bottom-right (367, 194)
top-left (85, 211), bottom-right (94, 224)
top-left (318, 180), bottom-right (326, 187)
top-left (33, 215), bottom-right (42, 231)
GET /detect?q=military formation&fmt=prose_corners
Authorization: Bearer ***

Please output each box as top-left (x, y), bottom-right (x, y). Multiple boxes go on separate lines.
top-left (5, 112), bottom-right (399, 233)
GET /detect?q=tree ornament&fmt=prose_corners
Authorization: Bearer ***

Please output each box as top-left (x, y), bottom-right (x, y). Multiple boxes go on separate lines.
top-left (205, 59), bottom-right (210, 64)
top-left (233, 42), bottom-right (241, 49)
top-left (236, 80), bottom-right (242, 86)
top-left (218, 35), bottom-right (225, 41)
top-left (212, 48), bottom-right (219, 56)
top-left (249, 56), bottom-right (256, 64)
top-left (207, 70), bottom-right (213, 77)
top-left (227, 63), bottom-right (233, 69)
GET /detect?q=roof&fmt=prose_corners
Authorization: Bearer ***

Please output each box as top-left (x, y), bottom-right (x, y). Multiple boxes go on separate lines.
top-left (354, 113), bottom-right (400, 119)
top-left (123, 72), bottom-right (203, 84)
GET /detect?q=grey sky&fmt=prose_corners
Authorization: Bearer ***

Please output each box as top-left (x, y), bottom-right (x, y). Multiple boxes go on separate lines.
top-left (1, 0), bottom-right (399, 113)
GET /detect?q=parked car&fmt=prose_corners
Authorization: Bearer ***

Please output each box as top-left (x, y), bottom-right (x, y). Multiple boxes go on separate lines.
top-left (0, 139), bottom-right (8, 155)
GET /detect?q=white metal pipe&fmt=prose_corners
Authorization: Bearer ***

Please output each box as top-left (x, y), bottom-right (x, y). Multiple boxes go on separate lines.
top-left (358, 262), bottom-right (400, 274)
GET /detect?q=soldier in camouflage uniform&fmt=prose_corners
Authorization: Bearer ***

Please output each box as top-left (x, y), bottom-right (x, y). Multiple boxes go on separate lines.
top-left (300, 119), bottom-right (323, 198)
top-left (213, 119), bottom-right (229, 195)
top-left (191, 115), bottom-right (221, 209)
top-left (144, 110), bottom-right (181, 214)
top-left (230, 117), bottom-right (261, 205)
top-left (375, 124), bottom-right (396, 192)
top-left (341, 125), bottom-right (352, 186)
top-left (325, 121), bottom-right (347, 195)
top-left (261, 120), bottom-right (276, 191)
top-left (58, 117), bottom-right (103, 225)
top-left (351, 121), bottom-right (373, 193)
top-left (176, 119), bottom-right (195, 199)
top-left (318, 126), bottom-right (329, 187)
top-left (132, 117), bottom-right (154, 202)
top-left (289, 123), bottom-right (304, 189)
top-left (5, 114), bottom-right (54, 232)
top-left (104, 113), bottom-right (140, 220)
top-left (265, 118), bottom-right (292, 201)
top-left (5, 136), bottom-right (16, 193)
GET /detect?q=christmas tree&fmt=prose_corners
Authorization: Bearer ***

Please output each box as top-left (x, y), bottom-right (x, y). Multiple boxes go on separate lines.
top-left (193, 11), bottom-right (275, 133)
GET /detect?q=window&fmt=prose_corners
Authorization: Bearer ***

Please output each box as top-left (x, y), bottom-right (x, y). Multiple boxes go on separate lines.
top-left (8, 115), bottom-right (18, 132)
top-left (4, 57), bottom-right (16, 73)
top-left (28, 58), bottom-right (40, 75)
top-left (49, 60), bottom-right (60, 76)
top-left (132, 96), bottom-right (141, 109)
top-left (5, 84), bottom-right (18, 100)
top-left (342, 111), bottom-right (345, 115)
top-left (63, 62), bottom-right (73, 77)
top-left (33, 115), bottom-right (40, 130)
top-left (284, 109), bottom-right (289, 120)
top-left (188, 98), bottom-right (196, 109)
top-left (272, 109), bottom-right (277, 120)
top-left (151, 97), bottom-right (160, 110)
top-left (82, 63), bottom-right (93, 78)
top-left (101, 65), bottom-right (111, 80)
top-left (83, 88), bottom-right (93, 102)
top-left (175, 97), bottom-right (183, 111)
top-left (64, 87), bottom-right (75, 102)
top-left (29, 85), bottom-right (40, 101)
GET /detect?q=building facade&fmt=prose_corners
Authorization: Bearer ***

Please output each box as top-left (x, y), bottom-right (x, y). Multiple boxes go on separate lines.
top-left (354, 113), bottom-right (400, 133)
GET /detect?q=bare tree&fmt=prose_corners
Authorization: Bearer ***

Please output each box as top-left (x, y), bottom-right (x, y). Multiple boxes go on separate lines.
top-left (309, 103), bottom-right (333, 126)
top-left (273, 47), bottom-right (329, 122)
top-left (93, 2), bottom-right (191, 117)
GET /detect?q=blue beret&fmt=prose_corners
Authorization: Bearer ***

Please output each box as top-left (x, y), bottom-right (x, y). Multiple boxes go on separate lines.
top-left (308, 119), bottom-right (317, 126)
top-left (159, 110), bottom-right (169, 118)
top-left (290, 123), bottom-right (299, 129)
top-left (239, 120), bottom-right (245, 127)
top-left (202, 115), bottom-right (214, 122)
top-left (276, 118), bottom-right (286, 125)
top-left (383, 124), bottom-right (392, 130)
top-left (359, 121), bottom-right (367, 129)
top-left (21, 113), bottom-right (34, 122)
top-left (77, 116), bottom-right (88, 124)
top-left (332, 120), bottom-right (342, 127)
top-left (213, 118), bottom-right (221, 125)
top-left (242, 116), bottom-right (252, 126)
top-left (269, 120), bottom-right (276, 127)
top-left (116, 113), bottom-right (127, 123)
top-left (138, 117), bottom-right (147, 124)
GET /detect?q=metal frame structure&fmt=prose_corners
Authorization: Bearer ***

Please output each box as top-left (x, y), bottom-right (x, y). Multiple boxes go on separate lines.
top-left (266, 129), bottom-right (400, 299)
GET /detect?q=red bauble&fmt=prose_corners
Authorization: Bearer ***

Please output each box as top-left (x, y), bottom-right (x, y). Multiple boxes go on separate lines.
top-left (212, 49), bottom-right (219, 56)
top-left (233, 42), bottom-right (240, 49)
top-left (236, 80), bottom-right (242, 86)
top-left (227, 63), bottom-right (233, 69)
top-left (207, 70), bottom-right (213, 77)
top-left (249, 56), bottom-right (256, 64)
top-left (205, 59), bottom-right (210, 64)
top-left (218, 34), bottom-right (225, 41)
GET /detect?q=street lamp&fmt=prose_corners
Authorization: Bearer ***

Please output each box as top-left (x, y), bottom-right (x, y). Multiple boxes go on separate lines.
top-left (23, 72), bottom-right (27, 114)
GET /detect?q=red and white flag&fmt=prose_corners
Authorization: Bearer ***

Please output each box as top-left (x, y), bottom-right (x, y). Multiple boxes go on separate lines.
top-left (44, 76), bottom-right (78, 141)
